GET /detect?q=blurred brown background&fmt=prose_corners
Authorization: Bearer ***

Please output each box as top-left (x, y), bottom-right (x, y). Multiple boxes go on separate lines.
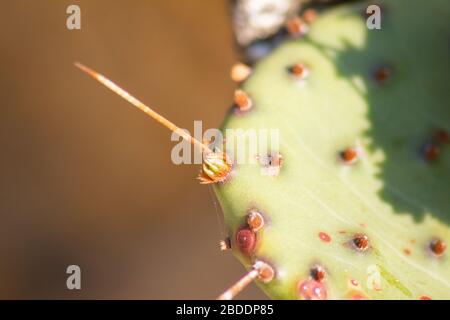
top-left (0, 0), bottom-right (265, 299)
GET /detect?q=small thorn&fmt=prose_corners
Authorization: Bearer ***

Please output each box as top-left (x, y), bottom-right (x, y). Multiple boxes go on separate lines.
top-left (234, 89), bottom-right (253, 112)
top-left (310, 265), bottom-right (326, 282)
top-left (340, 147), bottom-right (361, 165)
top-left (230, 63), bottom-right (252, 82)
top-left (352, 233), bottom-right (370, 252)
top-left (429, 238), bottom-right (446, 257)
top-left (247, 210), bottom-right (265, 232)
top-left (217, 261), bottom-right (274, 300)
top-left (373, 65), bottom-right (391, 83)
top-left (219, 237), bottom-right (231, 251)
top-left (286, 17), bottom-right (309, 37)
top-left (288, 63), bottom-right (309, 81)
top-left (423, 143), bottom-right (440, 162)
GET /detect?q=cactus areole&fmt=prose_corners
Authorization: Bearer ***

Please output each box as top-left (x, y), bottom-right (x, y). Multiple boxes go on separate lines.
top-left (214, 0), bottom-right (450, 299)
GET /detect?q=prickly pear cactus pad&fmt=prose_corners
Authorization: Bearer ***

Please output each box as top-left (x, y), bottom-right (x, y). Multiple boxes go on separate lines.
top-left (215, 0), bottom-right (450, 299)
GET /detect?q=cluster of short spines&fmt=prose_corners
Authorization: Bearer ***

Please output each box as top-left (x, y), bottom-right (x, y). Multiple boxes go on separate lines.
top-left (215, 0), bottom-right (450, 300)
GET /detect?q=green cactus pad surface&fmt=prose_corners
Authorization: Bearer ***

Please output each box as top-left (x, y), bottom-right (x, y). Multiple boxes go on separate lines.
top-left (214, 0), bottom-right (450, 299)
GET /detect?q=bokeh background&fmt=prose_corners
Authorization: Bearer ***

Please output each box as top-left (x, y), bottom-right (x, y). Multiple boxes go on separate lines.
top-left (0, 0), bottom-right (265, 299)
